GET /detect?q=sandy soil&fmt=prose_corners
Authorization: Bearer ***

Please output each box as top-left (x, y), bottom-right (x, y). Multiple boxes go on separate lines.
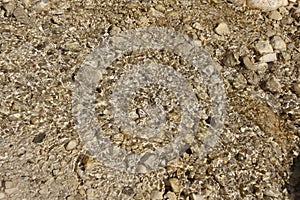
top-left (0, 0), bottom-right (299, 199)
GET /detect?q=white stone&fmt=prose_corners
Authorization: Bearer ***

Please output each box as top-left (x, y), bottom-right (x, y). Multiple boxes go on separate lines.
top-left (149, 7), bottom-right (164, 17)
top-left (271, 36), bottom-right (286, 51)
top-left (247, 0), bottom-right (288, 11)
top-left (66, 140), bottom-right (78, 150)
top-left (255, 40), bottom-right (273, 54)
top-left (191, 193), bottom-right (204, 200)
top-left (215, 22), bottom-right (230, 35)
top-left (269, 10), bottom-right (282, 20)
top-left (193, 22), bottom-right (202, 30)
top-left (150, 190), bottom-right (163, 200)
top-left (164, 191), bottom-right (177, 200)
top-left (260, 53), bottom-right (277, 62)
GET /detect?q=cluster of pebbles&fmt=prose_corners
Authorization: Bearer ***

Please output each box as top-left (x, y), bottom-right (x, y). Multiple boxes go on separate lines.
top-left (0, 0), bottom-right (299, 199)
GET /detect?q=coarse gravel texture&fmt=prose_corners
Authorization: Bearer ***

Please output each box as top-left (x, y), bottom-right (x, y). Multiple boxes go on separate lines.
top-left (0, 0), bottom-right (300, 200)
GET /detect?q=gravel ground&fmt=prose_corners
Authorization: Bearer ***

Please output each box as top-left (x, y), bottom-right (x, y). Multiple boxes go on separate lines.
top-left (0, 0), bottom-right (299, 199)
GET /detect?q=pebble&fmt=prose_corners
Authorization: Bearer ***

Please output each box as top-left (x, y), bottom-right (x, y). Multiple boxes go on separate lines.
top-left (3, 1), bottom-right (15, 17)
top-left (265, 76), bottom-right (282, 93)
top-left (215, 22), bottom-right (230, 35)
top-left (65, 41), bottom-right (80, 51)
top-left (260, 53), bottom-right (277, 62)
top-left (109, 26), bottom-right (121, 35)
top-left (292, 82), bottom-right (300, 95)
top-left (155, 4), bottom-right (165, 12)
top-left (247, 0), bottom-right (288, 11)
top-left (168, 178), bottom-right (181, 193)
top-left (222, 52), bottom-right (239, 67)
top-left (150, 190), bottom-right (163, 200)
top-left (191, 193), bottom-right (204, 200)
top-left (271, 36), bottom-right (286, 51)
top-left (255, 40), bottom-right (273, 54)
top-left (269, 10), bottom-right (283, 20)
top-left (264, 189), bottom-right (280, 198)
top-left (13, 7), bottom-right (29, 24)
top-left (232, 73), bottom-right (247, 89)
top-left (66, 140), bottom-right (78, 150)
top-left (193, 22), bottom-right (202, 30)
top-left (165, 191), bottom-right (177, 200)
top-left (281, 52), bottom-right (291, 61)
top-left (149, 7), bottom-right (164, 17)
top-left (243, 56), bottom-right (255, 70)
top-left (5, 187), bottom-right (18, 195)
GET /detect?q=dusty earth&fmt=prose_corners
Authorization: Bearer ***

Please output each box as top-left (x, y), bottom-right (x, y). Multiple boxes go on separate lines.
top-left (0, 0), bottom-right (300, 199)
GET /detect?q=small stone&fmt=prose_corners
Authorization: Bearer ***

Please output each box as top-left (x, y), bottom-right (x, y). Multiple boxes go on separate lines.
top-left (139, 16), bottom-right (149, 26)
top-left (260, 53), bottom-right (277, 62)
top-left (33, 132), bottom-right (46, 143)
top-left (193, 22), bottom-right (202, 30)
top-left (183, 24), bottom-right (193, 31)
top-left (65, 41), bottom-right (80, 51)
top-left (264, 189), bottom-right (280, 198)
top-left (168, 178), bottom-right (181, 193)
top-left (232, 74), bottom-right (247, 89)
top-left (292, 82), bottom-right (300, 95)
top-left (3, 2), bottom-right (15, 17)
top-left (243, 56), bottom-right (255, 70)
top-left (271, 36), bottom-right (286, 51)
top-left (165, 191), bottom-right (177, 200)
top-left (269, 10), bottom-right (282, 20)
top-left (223, 52), bottom-right (240, 67)
top-left (149, 7), bottom-right (164, 17)
top-left (109, 26), bottom-right (121, 35)
top-left (136, 164), bottom-right (147, 173)
top-left (281, 52), bottom-right (291, 61)
top-left (33, 0), bottom-right (49, 11)
top-left (13, 7), bottom-right (29, 24)
top-left (155, 4), bottom-right (165, 12)
top-left (265, 76), bottom-right (282, 93)
top-left (167, 11), bottom-right (179, 19)
top-left (255, 40), bottom-right (273, 54)
top-left (21, 0), bottom-right (31, 8)
top-left (66, 140), bottom-right (78, 150)
top-left (122, 186), bottom-right (134, 195)
top-left (191, 193), bottom-right (204, 200)
top-left (5, 187), bottom-right (18, 195)
top-left (8, 113), bottom-right (21, 120)
top-left (230, 0), bottom-right (246, 6)
top-left (247, 0), bottom-right (288, 11)
top-left (215, 22), bottom-right (230, 35)
top-left (150, 190), bottom-right (163, 200)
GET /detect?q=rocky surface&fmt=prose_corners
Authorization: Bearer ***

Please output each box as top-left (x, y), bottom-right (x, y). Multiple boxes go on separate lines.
top-left (0, 0), bottom-right (299, 199)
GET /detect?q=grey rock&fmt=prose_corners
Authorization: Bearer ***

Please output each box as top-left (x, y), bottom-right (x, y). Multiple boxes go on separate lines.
top-left (13, 7), bottom-right (29, 24)
top-left (265, 76), bottom-right (282, 93)
top-left (271, 36), bottom-right (286, 51)
top-left (215, 22), bottom-right (230, 35)
top-left (255, 40), bottom-right (273, 54)
top-left (269, 10), bottom-right (283, 20)
top-left (260, 53), bottom-right (277, 62)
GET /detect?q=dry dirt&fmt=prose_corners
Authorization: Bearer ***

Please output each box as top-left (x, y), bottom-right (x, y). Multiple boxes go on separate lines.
top-left (0, 0), bottom-right (299, 200)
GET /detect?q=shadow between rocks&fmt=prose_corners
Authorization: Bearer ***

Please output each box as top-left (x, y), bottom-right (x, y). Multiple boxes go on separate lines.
top-left (286, 150), bottom-right (300, 199)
